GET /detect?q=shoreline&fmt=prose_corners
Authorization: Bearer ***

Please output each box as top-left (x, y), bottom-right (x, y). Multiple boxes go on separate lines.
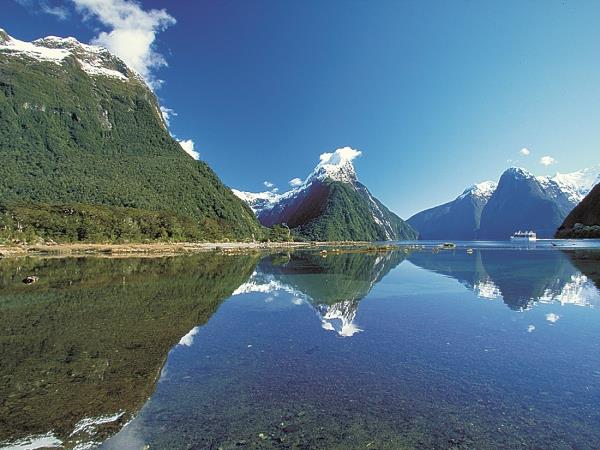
top-left (2, 239), bottom-right (599, 258)
top-left (0, 241), bottom-right (384, 258)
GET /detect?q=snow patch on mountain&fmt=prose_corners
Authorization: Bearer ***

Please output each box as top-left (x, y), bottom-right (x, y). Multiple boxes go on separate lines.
top-left (550, 166), bottom-right (600, 203)
top-left (233, 147), bottom-right (362, 215)
top-left (312, 147), bottom-right (361, 183)
top-left (459, 181), bottom-right (497, 200)
top-left (231, 189), bottom-right (282, 214)
top-left (506, 166), bottom-right (536, 180)
top-left (358, 184), bottom-right (394, 239)
top-left (0, 30), bottom-right (132, 81)
top-left (504, 166), bottom-right (600, 204)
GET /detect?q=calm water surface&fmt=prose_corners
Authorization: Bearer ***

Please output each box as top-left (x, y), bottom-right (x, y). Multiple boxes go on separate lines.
top-left (2, 246), bottom-right (600, 449)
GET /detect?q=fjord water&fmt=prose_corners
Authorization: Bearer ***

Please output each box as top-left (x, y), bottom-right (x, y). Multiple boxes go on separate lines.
top-left (2, 248), bottom-right (600, 449)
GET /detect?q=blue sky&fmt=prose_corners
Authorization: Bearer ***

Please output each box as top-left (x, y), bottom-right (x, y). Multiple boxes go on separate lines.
top-left (5, 0), bottom-right (600, 217)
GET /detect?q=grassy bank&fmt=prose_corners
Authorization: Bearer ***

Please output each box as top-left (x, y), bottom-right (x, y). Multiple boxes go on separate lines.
top-left (0, 240), bottom-right (401, 257)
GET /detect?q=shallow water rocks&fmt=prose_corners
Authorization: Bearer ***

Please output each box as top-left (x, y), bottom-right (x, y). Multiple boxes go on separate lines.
top-left (22, 275), bottom-right (39, 284)
top-left (282, 424), bottom-right (300, 433)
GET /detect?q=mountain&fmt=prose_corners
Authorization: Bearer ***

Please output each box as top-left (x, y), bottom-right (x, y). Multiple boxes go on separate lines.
top-left (233, 148), bottom-right (417, 241)
top-left (556, 183), bottom-right (600, 238)
top-left (551, 166), bottom-right (600, 204)
top-left (408, 165), bottom-right (600, 240)
top-left (407, 181), bottom-right (496, 240)
top-left (0, 30), bottom-right (261, 242)
top-left (479, 167), bottom-right (578, 239)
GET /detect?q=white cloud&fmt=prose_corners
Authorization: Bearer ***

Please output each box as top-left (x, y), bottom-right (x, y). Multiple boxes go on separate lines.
top-left (545, 312), bottom-right (560, 323)
top-left (318, 147), bottom-right (362, 165)
top-left (178, 139), bottom-right (199, 160)
top-left (15, 0), bottom-right (70, 20)
top-left (527, 325), bottom-right (536, 333)
top-left (520, 148), bottom-right (531, 156)
top-left (263, 181), bottom-right (275, 189)
top-left (71, 0), bottom-right (176, 89)
top-left (159, 106), bottom-right (176, 126)
top-left (540, 155), bottom-right (557, 166)
top-left (289, 177), bottom-right (303, 187)
top-left (42, 3), bottom-right (70, 19)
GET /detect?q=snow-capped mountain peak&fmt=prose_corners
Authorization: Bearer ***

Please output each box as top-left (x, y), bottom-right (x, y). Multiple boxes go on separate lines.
top-left (0, 30), bottom-right (134, 82)
top-left (459, 181), bottom-right (497, 200)
top-left (233, 147), bottom-right (362, 215)
top-left (232, 147), bottom-right (415, 241)
top-left (505, 166), bottom-right (536, 180)
top-left (231, 189), bottom-right (281, 214)
top-left (500, 165), bottom-right (600, 204)
top-left (310, 147), bottom-right (361, 184)
top-left (550, 165), bottom-right (600, 203)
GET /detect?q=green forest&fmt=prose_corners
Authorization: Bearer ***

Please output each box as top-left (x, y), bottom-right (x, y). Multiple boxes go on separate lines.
top-left (0, 53), bottom-right (262, 242)
top-left (293, 182), bottom-right (417, 241)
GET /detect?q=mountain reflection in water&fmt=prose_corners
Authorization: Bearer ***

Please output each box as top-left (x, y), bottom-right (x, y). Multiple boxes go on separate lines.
top-left (0, 254), bottom-right (258, 449)
top-left (232, 251), bottom-right (406, 336)
top-left (103, 247), bottom-right (600, 450)
top-left (2, 248), bottom-right (600, 449)
top-left (408, 249), bottom-right (600, 310)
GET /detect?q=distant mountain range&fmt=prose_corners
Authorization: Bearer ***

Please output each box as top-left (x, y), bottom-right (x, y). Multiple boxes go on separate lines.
top-left (406, 181), bottom-right (497, 240)
top-left (0, 30), bottom-right (261, 242)
top-left (233, 148), bottom-right (417, 241)
top-left (408, 166), bottom-right (600, 240)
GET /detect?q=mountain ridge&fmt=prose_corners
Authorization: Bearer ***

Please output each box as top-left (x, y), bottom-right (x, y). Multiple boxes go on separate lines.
top-left (408, 165), bottom-right (600, 240)
top-left (0, 30), bottom-right (262, 242)
top-left (234, 148), bottom-right (417, 241)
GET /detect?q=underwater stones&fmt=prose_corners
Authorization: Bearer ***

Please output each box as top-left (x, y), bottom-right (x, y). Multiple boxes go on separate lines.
top-left (22, 275), bottom-right (39, 284)
top-left (282, 423), bottom-right (300, 433)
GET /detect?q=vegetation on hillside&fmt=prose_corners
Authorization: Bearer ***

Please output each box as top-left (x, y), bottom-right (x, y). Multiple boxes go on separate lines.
top-left (0, 53), bottom-right (262, 241)
top-left (293, 182), bottom-right (417, 241)
top-left (0, 202), bottom-right (206, 243)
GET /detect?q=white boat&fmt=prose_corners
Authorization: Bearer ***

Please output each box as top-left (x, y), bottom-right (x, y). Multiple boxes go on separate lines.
top-left (510, 230), bottom-right (537, 242)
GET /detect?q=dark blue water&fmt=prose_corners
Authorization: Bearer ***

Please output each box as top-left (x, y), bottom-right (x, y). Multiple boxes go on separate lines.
top-left (102, 248), bottom-right (600, 449)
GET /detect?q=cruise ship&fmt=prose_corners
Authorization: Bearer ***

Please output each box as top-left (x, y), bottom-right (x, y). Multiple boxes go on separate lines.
top-left (510, 230), bottom-right (537, 242)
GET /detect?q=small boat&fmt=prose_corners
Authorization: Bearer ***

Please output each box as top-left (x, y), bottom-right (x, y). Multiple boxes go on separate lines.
top-left (441, 242), bottom-right (456, 249)
top-left (510, 231), bottom-right (537, 242)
